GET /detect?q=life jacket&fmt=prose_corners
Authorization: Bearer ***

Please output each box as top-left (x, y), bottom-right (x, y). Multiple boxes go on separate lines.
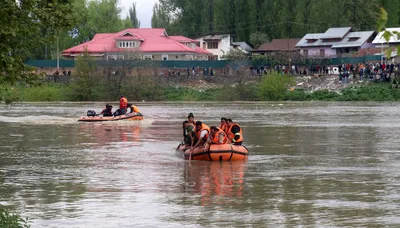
top-left (130, 105), bottom-right (140, 113)
top-left (219, 123), bottom-right (227, 133)
top-left (212, 127), bottom-right (228, 144)
top-left (196, 123), bottom-right (210, 141)
top-left (120, 97), bottom-right (128, 109)
top-left (227, 123), bottom-right (243, 143)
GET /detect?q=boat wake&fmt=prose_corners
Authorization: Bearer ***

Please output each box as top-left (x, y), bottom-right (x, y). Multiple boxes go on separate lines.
top-left (0, 115), bottom-right (77, 125)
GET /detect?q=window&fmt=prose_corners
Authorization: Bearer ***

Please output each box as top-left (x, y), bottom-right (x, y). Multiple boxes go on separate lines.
top-left (303, 50), bottom-right (308, 57)
top-left (118, 41), bottom-right (135, 48)
top-left (348, 37), bottom-right (360, 42)
top-left (107, 55), bottom-right (124, 60)
top-left (306, 39), bottom-right (317, 43)
top-left (143, 55), bottom-right (152, 60)
top-left (320, 49), bottom-right (325, 57)
top-left (176, 55), bottom-right (179, 59)
top-left (207, 41), bottom-right (218, 49)
top-left (162, 54), bottom-right (168, 60)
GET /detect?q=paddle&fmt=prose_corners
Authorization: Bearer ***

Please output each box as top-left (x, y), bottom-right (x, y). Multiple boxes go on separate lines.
top-left (188, 136), bottom-right (195, 161)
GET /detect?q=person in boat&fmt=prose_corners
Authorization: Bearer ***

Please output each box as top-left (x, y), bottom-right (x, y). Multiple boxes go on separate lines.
top-left (188, 113), bottom-right (195, 125)
top-left (127, 103), bottom-right (142, 116)
top-left (182, 120), bottom-right (196, 148)
top-left (191, 121), bottom-right (210, 149)
top-left (219, 117), bottom-right (228, 133)
top-left (226, 118), bottom-right (243, 145)
top-left (113, 95), bottom-right (128, 116)
top-left (100, 104), bottom-right (113, 117)
top-left (208, 126), bottom-right (228, 145)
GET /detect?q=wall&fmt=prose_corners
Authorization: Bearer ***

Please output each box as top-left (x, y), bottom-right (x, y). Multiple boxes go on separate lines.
top-left (300, 47), bottom-right (337, 58)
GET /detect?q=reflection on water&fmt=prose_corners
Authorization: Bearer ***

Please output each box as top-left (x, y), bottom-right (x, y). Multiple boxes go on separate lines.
top-left (183, 162), bottom-right (246, 206)
top-left (1, 102), bottom-right (400, 227)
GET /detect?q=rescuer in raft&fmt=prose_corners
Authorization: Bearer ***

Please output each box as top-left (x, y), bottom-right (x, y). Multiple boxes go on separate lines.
top-left (182, 120), bottom-right (196, 149)
top-left (191, 121), bottom-right (210, 149)
top-left (226, 118), bottom-right (243, 145)
top-left (127, 103), bottom-right (142, 116)
top-left (188, 113), bottom-right (196, 125)
top-left (100, 104), bottom-right (113, 117)
top-left (208, 126), bottom-right (228, 145)
top-left (113, 95), bottom-right (128, 116)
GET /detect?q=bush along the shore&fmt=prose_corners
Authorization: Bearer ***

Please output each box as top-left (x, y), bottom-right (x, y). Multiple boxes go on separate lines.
top-left (4, 71), bottom-right (400, 102)
top-left (0, 205), bottom-right (30, 228)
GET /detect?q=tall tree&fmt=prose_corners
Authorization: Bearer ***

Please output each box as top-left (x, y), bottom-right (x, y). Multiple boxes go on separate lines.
top-left (0, 0), bottom-right (77, 84)
top-left (129, 2), bottom-right (141, 28)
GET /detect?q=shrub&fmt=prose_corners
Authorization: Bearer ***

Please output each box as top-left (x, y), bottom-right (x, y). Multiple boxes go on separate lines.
top-left (258, 72), bottom-right (295, 100)
top-left (0, 205), bottom-right (30, 228)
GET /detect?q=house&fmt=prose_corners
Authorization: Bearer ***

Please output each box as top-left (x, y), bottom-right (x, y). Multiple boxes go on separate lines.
top-left (372, 28), bottom-right (400, 47)
top-left (195, 34), bottom-right (232, 60)
top-left (231, 42), bottom-right (254, 54)
top-left (62, 28), bottom-right (212, 60)
top-left (295, 27), bottom-right (375, 58)
top-left (253, 38), bottom-right (301, 55)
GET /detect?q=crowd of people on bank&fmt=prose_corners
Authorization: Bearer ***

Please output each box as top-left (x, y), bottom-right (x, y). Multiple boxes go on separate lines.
top-left (181, 113), bottom-right (244, 152)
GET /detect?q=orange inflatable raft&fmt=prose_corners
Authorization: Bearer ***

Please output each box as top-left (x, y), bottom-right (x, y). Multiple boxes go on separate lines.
top-left (78, 113), bottom-right (144, 122)
top-left (177, 143), bottom-right (248, 161)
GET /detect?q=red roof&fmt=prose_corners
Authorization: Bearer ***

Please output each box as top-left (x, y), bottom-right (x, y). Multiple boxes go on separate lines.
top-left (62, 28), bottom-right (211, 55)
top-left (169, 36), bottom-right (198, 43)
top-left (256, 38), bottom-right (302, 52)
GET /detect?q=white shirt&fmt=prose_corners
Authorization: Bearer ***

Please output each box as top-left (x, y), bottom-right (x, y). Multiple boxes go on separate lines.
top-left (199, 130), bottom-right (208, 139)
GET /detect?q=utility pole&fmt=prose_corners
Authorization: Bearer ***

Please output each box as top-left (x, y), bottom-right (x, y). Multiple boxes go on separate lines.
top-left (57, 36), bottom-right (59, 71)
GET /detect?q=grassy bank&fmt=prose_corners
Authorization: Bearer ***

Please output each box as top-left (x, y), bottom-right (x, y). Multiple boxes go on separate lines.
top-left (1, 75), bottom-right (400, 103)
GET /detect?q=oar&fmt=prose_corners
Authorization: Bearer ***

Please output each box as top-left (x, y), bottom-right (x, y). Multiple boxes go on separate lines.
top-left (188, 137), bottom-right (194, 161)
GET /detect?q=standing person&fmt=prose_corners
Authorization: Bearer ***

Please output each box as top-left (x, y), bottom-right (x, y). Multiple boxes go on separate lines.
top-left (219, 117), bottom-right (228, 133)
top-left (113, 95), bottom-right (128, 116)
top-left (226, 119), bottom-right (243, 145)
top-left (188, 113), bottom-right (196, 125)
top-left (119, 95), bottom-right (128, 115)
top-left (182, 121), bottom-right (196, 148)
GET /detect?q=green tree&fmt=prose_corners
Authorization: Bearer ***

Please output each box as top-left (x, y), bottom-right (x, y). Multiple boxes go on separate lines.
top-left (123, 16), bottom-right (134, 29)
top-left (70, 51), bottom-right (98, 101)
top-left (249, 32), bottom-right (270, 48)
top-left (129, 2), bottom-right (141, 28)
top-left (0, 0), bottom-right (76, 84)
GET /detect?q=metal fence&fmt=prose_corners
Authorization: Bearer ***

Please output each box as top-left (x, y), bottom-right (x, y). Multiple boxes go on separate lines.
top-left (26, 55), bottom-right (382, 69)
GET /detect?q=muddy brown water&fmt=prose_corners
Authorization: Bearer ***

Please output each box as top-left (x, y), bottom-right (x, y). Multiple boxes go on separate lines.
top-left (1, 102), bottom-right (400, 227)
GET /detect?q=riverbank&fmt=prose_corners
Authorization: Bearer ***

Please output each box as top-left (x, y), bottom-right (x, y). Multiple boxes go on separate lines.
top-left (1, 74), bottom-right (399, 103)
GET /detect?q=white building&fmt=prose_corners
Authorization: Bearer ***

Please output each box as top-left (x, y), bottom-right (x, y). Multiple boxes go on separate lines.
top-left (195, 34), bottom-right (233, 60)
top-left (372, 28), bottom-right (400, 47)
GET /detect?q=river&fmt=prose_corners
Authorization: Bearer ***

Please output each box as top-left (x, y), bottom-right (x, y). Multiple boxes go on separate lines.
top-left (1, 102), bottom-right (400, 227)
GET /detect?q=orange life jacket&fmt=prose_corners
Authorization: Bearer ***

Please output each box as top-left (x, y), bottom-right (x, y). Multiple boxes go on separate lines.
top-left (212, 127), bottom-right (228, 144)
top-left (227, 123), bottom-right (243, 143)
top-left (130, 105), bottom-right (140, 113)
top-left (196, 123), bottom-right (210, 140)
top-left (120, 97), bottom-right (128, 109)
top-left (219, 123), bottom-right (227, 133)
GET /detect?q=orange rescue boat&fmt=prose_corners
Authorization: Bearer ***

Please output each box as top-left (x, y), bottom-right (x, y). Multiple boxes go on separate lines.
top-left (177, 143), bottom-right (248, 161)
top-left (78, 113), bottom-right (144, 122)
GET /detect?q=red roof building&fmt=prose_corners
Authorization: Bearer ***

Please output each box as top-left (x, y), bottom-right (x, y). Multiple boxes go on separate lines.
top-left (62, 28), bottom-right (212, 60)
